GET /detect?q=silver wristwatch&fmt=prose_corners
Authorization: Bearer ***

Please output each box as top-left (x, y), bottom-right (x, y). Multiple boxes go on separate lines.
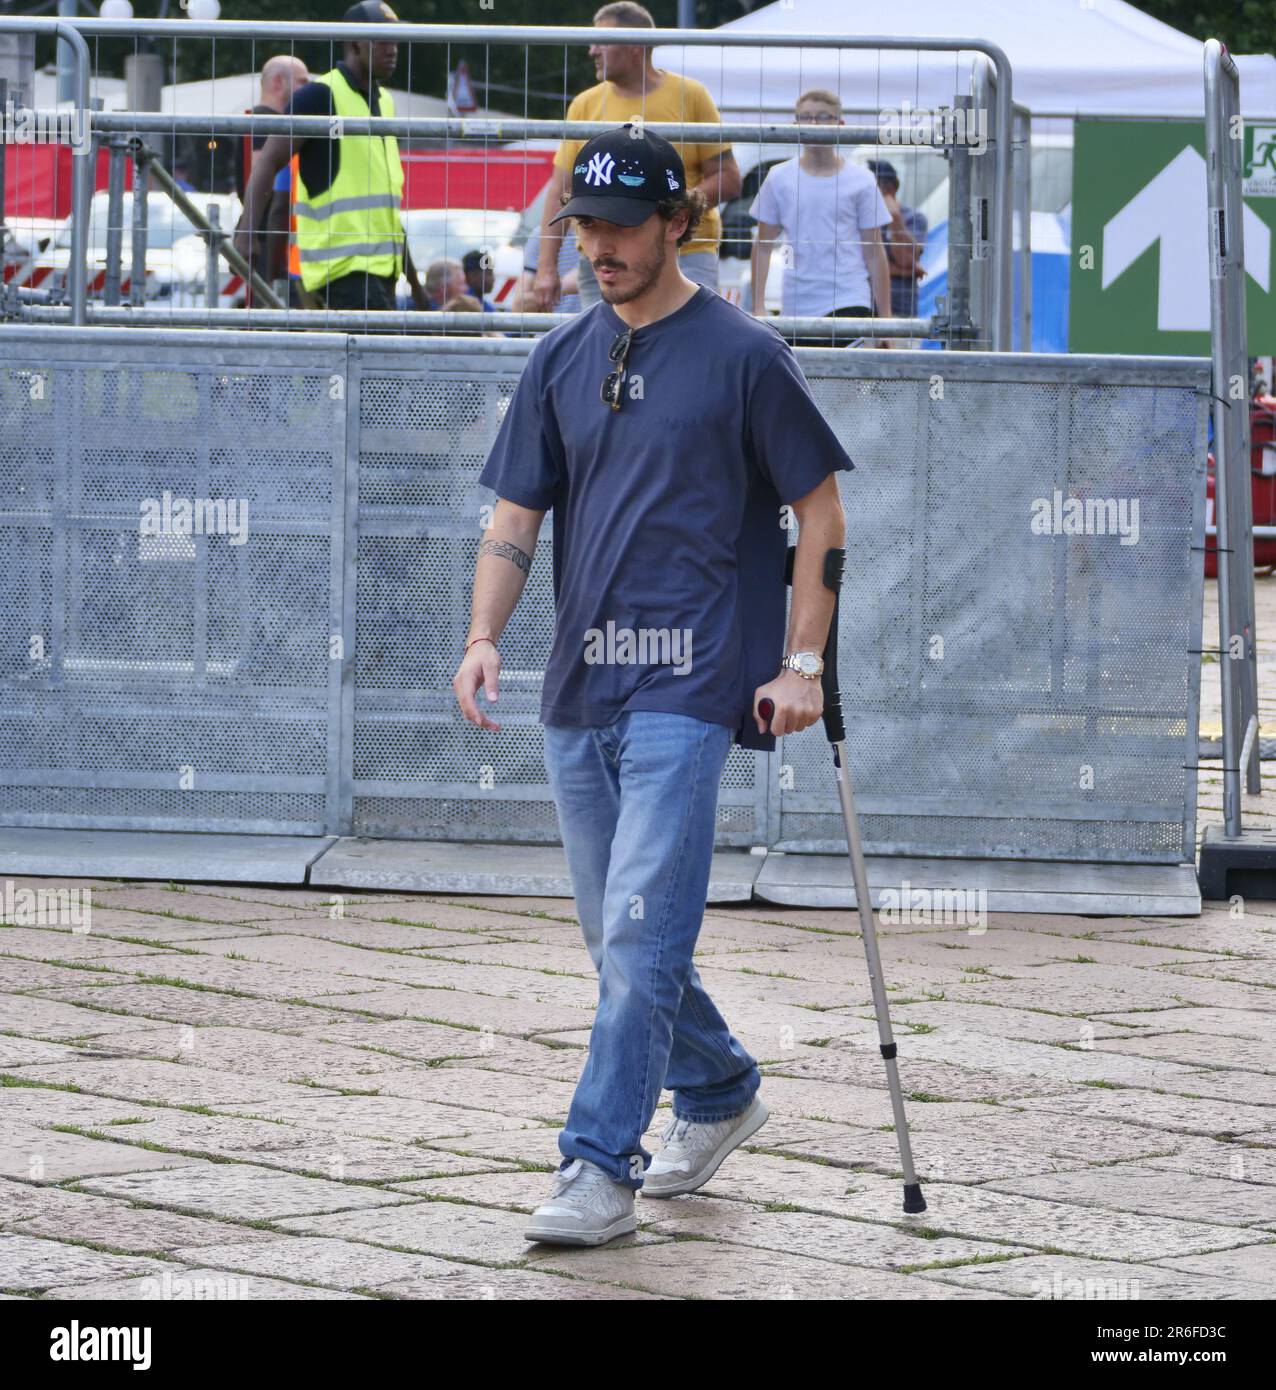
top-left (781, 650), bottom-right (824, 679)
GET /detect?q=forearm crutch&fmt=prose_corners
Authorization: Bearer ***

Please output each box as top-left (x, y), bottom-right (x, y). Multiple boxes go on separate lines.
top-left (758, 545), bottom-right (926, 1215)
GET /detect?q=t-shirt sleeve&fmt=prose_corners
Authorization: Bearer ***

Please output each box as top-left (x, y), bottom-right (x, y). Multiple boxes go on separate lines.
top-left (749, 168), bottom-right (781, 227)
top-left (522, 226), bottom-right (541, 273)
top-left (860, 177), bottom-right (892, 230)
top-left (691, 84), bottom-right (730, 165)
top-left (553, 92), bottom-right (585, 173)
top-left (284, 81), bottom-right (334, 119)
top-left (272, 165), bottom-right (291, 193)
top-left (476, 348), bottom-right (562, 510)
top-left (747, 348), bottom-right (855, 504)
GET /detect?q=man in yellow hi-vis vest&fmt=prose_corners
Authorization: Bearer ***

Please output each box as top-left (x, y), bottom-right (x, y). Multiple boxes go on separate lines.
top-left (234, 1), bottom-right (428, 312)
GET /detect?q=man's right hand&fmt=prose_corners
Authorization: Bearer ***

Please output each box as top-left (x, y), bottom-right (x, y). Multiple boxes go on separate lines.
top-left (531, 265), bottom-right (560, 312)
top-left (453, 642), bottom-right (502, 731)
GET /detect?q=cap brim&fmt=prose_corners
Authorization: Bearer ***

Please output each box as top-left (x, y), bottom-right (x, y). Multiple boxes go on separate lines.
top-left (548, 195), bottom-right (659, 227)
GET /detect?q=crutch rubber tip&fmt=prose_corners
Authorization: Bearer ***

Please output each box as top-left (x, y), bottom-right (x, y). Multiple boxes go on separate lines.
top-left (903, 1183), bottom-right (926, 1214)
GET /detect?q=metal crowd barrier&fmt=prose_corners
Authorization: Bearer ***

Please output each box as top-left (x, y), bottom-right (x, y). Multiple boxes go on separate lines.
top-left (0, 16), bottom-right (1016, 348)
top-left (1204, 40), bottom-right (1260, 836)
top-left (0, 327), bottom-right (1207, 865)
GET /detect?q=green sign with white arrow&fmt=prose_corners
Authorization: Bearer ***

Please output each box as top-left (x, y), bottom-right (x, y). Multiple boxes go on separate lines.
top-left (1070, 119), bottom-right (1275, 355)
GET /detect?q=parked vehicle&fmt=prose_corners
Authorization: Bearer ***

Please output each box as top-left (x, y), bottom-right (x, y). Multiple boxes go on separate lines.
top-left (20, 191), bottom-right (245, 306)
top-left (1, 218), bottom-right (66, 291)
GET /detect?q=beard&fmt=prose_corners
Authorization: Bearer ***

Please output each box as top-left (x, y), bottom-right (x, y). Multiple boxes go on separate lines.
top-left (595, 234), bottom-right (667, 304)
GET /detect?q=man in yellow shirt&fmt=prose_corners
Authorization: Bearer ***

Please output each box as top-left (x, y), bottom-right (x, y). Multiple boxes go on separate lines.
top-left (532, 0), bottom-right (741, 311)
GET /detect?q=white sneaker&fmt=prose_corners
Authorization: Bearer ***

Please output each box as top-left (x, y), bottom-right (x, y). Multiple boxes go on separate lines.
top-left (524, 1158), bottom-right (638, 1246)
top-left (641, 1093), bottom-right (769, 1199)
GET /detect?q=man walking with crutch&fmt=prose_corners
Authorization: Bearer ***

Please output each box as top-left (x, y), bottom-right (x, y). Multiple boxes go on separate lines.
top-left (453, 125), bottom-right (852, 1247)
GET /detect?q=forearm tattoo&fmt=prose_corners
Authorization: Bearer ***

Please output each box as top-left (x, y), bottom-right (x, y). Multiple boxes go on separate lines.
top-left (479, 538), bottom-right (532, 576)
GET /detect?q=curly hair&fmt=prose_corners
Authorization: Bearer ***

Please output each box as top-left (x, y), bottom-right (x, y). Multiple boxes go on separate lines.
top-left (656, 187), bottom-right (708, 246)
top-left (559, 186), bottom-right (708, 247)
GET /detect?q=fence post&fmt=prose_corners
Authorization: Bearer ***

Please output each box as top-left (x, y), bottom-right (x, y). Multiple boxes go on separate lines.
top-left (967, 63), bottom-right (994, 347)
top-left (1013, 105), bottom-right (1033, 352)
top-left (205, 202), bottom-right (221, 311)
top-left (0, 76), bottom-right (7, 232)
top-left (103, 133), bottom-right (128, 307)
top-left (130, 143), bottom-right (149, 308)
top-left (1219, 55), bottom-right (1260, 795)
top-left (948, 98), bottom-right (975, 352)
top-left (1204, 40), bottom-right (1259, 836)
top-left (968, 50), bottom-right (1015, 350)
top-left (61, 22), bottom-right (92, 326)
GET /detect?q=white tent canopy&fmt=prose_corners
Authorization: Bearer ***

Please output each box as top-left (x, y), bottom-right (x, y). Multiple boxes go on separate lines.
top-left (34, 66), bottom-right (504, 121)
top-left (653, 0), bottom-right (1276, 119)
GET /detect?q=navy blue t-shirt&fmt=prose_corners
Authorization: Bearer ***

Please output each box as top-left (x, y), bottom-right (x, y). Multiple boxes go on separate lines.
top-left (477, 286), bottom-right (854, 752)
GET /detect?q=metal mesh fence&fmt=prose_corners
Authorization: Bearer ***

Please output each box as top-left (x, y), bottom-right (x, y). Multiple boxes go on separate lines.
top-left (780, 358), bottom-right (1208, 863)
top-left (0, 328), bottom-right (345, 833)
top-left (0, 327), bottom-right (1207, 863)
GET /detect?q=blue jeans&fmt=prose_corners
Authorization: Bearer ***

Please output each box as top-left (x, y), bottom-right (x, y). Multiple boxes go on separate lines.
top-left (543, 710), bottom-right (761, 1189)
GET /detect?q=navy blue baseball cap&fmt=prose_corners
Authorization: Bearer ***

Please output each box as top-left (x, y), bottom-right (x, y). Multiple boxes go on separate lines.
top-left (550, 122), bottom-right (687, 227)
top-left (343, 1), bottom-right (398, 22)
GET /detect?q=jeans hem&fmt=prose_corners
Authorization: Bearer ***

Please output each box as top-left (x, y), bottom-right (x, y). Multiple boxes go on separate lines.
top-left (672, 1086), bottom-right (759, 1125)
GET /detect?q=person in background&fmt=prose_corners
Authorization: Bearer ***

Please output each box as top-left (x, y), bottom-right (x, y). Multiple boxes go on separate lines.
top-left (425, 258), bottom-right (466, 310)
top-left (531, 0), bottom-right (740, 311)
top-left (509, 223), bottom-right (580, 315)
top-left (246, 57), bottom-right (310, 302)
top-left (234, 54), bottom-right (309, 202)
top-left (264, 157), bottom-right (307, 307)
top-left (444, 291), bottom-right (505, 338)
top-left (867, 158), bottom-right (927, 328)
top-left (462, 249), bottom-right (499, 312)
top-left (233, 1), bottom-right (428, 313)
top-left (749, 89), bottom-right (893, 349)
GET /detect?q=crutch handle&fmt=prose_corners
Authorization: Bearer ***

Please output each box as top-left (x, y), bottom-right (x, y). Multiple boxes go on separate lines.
top-left (760, 546), bottom-right (846, 744)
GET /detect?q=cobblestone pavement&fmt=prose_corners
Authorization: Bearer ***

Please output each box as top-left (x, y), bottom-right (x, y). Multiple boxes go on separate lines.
top-left (2, 883), bottom-right (1274, 1301)
top-left (1, 577), bottom-right (1274, 1301)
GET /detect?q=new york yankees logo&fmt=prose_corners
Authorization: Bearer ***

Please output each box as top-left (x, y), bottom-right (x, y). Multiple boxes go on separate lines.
top-left (585, 151), bottom-right (616, 186)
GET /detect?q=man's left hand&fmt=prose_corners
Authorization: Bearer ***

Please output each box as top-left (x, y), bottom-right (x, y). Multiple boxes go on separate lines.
top-left (753, 669), bottom-right (824, 737)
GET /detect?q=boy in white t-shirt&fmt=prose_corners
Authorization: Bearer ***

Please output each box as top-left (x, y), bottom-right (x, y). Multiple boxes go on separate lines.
top-left (749, 88), bottom-right (894, 347)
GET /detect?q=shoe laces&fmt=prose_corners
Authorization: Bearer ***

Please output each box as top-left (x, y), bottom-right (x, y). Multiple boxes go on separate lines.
top-left (661, 1115), bottom-right (693, 1146)
top-left (551, 1159), bottom-right (606, 1197)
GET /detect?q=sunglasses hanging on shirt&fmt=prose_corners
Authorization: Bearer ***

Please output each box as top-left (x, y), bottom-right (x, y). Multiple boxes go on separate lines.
top-left (601, 329), bottom-right (633, 411)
